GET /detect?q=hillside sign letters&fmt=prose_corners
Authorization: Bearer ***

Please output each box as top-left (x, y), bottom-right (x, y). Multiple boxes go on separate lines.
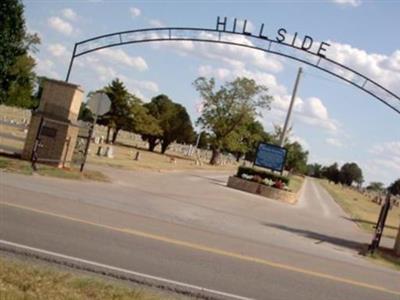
top-left (216, 16), bottom-right (331, 58)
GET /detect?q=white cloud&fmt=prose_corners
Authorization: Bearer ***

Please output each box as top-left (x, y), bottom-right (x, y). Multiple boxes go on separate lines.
top-left (48, 43), bottom-right (67, 57)
top-left (48, 16), bottom-right (73, 35)
top-left (326, 137), bottom-right (343, 147)
top-left (364, 141), bottom-right (400, 184)
top-left (96, 48), bottom-right (148, 71)
top-left (332, 0), bottom-right (362, 7)
top-left (370, 141), bottom-right (400, 158)
top-left (76, 56), bottom-right (158, 100)
top-left (34, 57), bottom-right (60, 79)
top-left (326, 42), bottom-right (400, 96)
top-left (148, 19), bottom-right (164, 27)
top-left (130, 7), bottom-right (141, 18)
top-left (290, 135), bottom-right (310, 150)
top-left (62, 8), bottom-right (77, 21)
top-left (297, 97), bottom-right (338, 131)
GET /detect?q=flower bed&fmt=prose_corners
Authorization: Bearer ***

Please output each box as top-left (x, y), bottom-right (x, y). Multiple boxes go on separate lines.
top-left (227, 176), bottom-right (298, 204)
top-left (237, 166), bottom-right (290, 186)
top-left (236, 166), bottom-right (290, 190)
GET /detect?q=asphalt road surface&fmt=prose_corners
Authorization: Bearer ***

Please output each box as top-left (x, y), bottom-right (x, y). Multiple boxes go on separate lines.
top-left (0, 167), bottom-right (399, 300)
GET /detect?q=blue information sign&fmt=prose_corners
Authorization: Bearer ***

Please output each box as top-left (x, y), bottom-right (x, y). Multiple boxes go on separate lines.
top-left (254, 143), bottom-right (287, 172)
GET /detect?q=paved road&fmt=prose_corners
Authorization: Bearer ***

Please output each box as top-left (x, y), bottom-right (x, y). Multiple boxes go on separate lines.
top-left (0, 168), bottom-right (399, 299)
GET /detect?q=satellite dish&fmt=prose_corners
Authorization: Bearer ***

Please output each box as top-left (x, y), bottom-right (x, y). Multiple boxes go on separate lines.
top-left (87, 92), bottom-right (111, 116)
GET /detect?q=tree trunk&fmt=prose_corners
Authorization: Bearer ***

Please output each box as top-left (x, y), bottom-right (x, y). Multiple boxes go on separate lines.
top-left (209, 148), bottom-right (220, 165)
top-left (235, 152), bottom-right (241, 162)
top-left (148, 136), bottom-right (158, 152)
top-left (161, 140), bottom-right (170, 154)
top-left (106, 127), bottom-right (111, 144)
top-left (111, 128), bottom-right (120, 144)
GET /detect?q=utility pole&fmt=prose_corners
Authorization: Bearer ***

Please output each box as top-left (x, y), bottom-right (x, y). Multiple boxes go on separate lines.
top-left (279, 67), bottom-right (303, 147)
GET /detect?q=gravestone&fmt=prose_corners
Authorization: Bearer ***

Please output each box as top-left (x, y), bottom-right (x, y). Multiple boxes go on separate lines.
top-left (22, 79), bottom-right (83, 168)
top-left (105, 146), bottom-right (114, 158)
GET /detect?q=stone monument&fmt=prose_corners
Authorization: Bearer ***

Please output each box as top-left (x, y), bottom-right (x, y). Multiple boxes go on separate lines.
top-left (22, 79), bottom-right (84, 168)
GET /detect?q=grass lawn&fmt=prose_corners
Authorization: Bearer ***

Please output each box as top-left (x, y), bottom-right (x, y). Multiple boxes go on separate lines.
top-left (319, 180), bottom-right (400, 239)
top-left (0, 155), bottom-right (109, 182)
top-left (0, 256), bottom-right (175, 300)
top-left (366, 248), bottom-right (400, 271)
top-left (288, 175), bottom-right (305, 193)
top-left (87, 142), bottom-right (238, 172)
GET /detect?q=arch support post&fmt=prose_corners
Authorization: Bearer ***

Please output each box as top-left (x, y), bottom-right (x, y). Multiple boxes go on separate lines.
top-left (65, 44), bottom-right (77, 82)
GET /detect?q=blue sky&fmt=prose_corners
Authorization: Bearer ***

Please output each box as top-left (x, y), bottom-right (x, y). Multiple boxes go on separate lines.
top-left (24, 0), bottom-right (400, 185)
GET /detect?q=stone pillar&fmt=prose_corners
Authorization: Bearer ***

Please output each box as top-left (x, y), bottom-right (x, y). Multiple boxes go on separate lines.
top-left (395, 224), bottom-right (400, 256)
top-left (22, 79), bottom-right (83, 168)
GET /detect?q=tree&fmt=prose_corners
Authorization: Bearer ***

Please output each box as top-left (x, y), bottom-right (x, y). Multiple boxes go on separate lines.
top-left (224, 119), bottom-right (268, 162)
top-left (366, 182), bottom-right (385, 192)
top-left (142, 94), bottom-right (194, 153)
top-left (78, 102), bottom-right (94, 123)
top-left (307, 163), bottom-right (323, 178)
top-left (284, 141), bottom-right (308, 174)
top-left (244, 129), bottom-right (272, 162)
top-left (339, 162), bottom-right (363, 186)
top-left (0, 0), bottom-right (40, 107)
top-left (388, 179), bottom-right (400, 196)
top-left (193, 77), bottom-right (272, 165)
top-left (323, 163), bottom-right (340, 184)
top-left (270, 124), bottom-right (292, 146)
top-left (195, 131), bottom-right (211, 150)
top-left (97, 79), bottom-right (135, 143)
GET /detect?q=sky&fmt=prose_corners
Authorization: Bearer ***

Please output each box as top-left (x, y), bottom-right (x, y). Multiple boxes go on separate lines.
top-left (23, 0), bottom-right (400, 185)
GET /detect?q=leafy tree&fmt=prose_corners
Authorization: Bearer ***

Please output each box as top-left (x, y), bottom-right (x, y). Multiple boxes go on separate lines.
top-left (244, 128), bottom-right (272, 162)
top-left (366, 182), bottom-right (385, 192)
top-left (224, 119), bottom-right (268, 162)
top-left (388, 179), bottom-right (400, 196)
top-left (195, 131), bottom-right (211, 150)
top-left (193, 77), bottom-right (272, 165)
top-left (284, 141), bottom-right (308, 174)
top-left (97, 79), bottom-right (136, 143)
top-left (1, 0), bottom-right (40, 107)
top-left (142, 94), bottom-right (194, 153)
top-left (270, 124), bottom-right (292, 146)
top-left (78, 102), bottom-right (94, 123)
top-left (128, 102), bottom-right (161, 137)
top-left (323, 162), bottom-right (340, 184)
top-left (338, 162), bottom-right (363, 186)
top-left (307, 163), bottom-right (323, 178)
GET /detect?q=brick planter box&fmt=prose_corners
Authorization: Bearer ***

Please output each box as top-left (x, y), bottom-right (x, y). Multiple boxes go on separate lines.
top-left (227, 176), bottom-right (298, 204)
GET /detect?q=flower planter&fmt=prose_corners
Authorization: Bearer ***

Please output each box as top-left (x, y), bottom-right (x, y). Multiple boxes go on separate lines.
top-left (227, 176), bottom-right (298, 204)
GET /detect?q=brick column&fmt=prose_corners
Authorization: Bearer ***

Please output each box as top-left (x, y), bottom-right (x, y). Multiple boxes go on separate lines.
top-left (22, 79), bottom-right (83, 167)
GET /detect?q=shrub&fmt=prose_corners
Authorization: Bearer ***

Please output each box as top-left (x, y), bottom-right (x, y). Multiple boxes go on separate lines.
top-left (237, 166), bottom-right (290, 185)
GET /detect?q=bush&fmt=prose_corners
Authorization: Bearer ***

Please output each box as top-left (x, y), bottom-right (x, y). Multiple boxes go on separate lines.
top-left (236, 166), bottom-right (290, 185)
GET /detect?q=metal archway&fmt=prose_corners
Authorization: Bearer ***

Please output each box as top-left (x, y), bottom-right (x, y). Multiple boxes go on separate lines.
top-left (65, 22), bottom-right (400, 114)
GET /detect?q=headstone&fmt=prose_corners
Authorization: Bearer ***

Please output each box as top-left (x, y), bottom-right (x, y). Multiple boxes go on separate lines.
top-left (96, 146), bottom-right (103, 156)
top-left (134, 151), bottom-right (141, 161)
top-left (105, 146), bottom-right (114, 158)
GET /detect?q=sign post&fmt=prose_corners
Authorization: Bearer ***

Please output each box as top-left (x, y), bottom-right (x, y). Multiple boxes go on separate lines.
top-left (80, 92), bottom-right (111, 172)
top-left (368, 193), bottom-right (392, 253)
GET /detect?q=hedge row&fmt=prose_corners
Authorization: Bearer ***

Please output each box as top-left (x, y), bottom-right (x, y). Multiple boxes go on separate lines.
top-left (236, 166), bottom-right (290, 185)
